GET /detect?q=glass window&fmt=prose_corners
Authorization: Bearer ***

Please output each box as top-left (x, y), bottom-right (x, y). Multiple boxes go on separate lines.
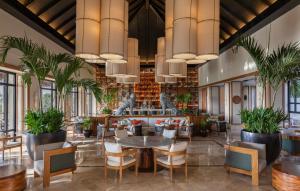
top-left (41, 80), bottom-right (56, 112)
top-left (0, 70), bottom-right (16, 135)
top-left (85, 89), bottom-right (93, 116)
top-left (71, 87), bottom-right (78, 117)
top-left (288, 80), bottom-right (300, 114)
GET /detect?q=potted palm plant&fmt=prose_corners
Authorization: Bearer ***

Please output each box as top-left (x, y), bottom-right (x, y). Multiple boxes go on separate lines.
top-left (82, 117), bottom-right (92, 138)
top-left (236, 36), bottom-right (300, 164)
top-left (101, 89), bottom-right (117, 114)
top-left (0, 36), bottom-right (103, 159)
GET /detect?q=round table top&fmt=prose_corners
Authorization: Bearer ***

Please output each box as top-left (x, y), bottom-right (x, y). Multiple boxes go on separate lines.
top-left (272, 158), bottom-right (300, 177)
top-left (118, 136), bottom-right (172, 148)
top-left (0, 164), bottom-right (26, 179)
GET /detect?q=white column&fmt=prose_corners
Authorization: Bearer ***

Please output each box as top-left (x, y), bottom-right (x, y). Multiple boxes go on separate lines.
top-left (224, 83), bottom-right (230, 122)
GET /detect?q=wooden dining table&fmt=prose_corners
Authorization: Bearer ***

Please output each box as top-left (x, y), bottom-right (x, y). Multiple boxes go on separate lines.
top-left (118, 136), bottom-right (172, 172)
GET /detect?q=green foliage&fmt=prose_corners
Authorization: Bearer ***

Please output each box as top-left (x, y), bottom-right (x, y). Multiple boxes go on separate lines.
top-left (25, 108), bottom-right (64, 135)
top-left (182, 108), bottom-right (191, 114)
top-left (290, 80), bottom-right (300, 98)
top-left (176, 94), bottom-right (184, 103)
top-left (102, 89), bottom-right (117, 104)
top-left (200, 120), bottom-right (207, 129)
top-left (82, 117), bottom-right (92, 130)
top-left (236, 36), bottom-right (300, 106)
top-left (183, 93), bottom-right (192, 104)
top-left (102, 107), bottom-right (112, 114)
top-left (240, 108), bottom-right (287, 134)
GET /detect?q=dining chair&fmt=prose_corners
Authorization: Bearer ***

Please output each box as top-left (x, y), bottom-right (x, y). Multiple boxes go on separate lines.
top-left (0, 135), bottom-right (22, 161)
top-left (114, 129), bottom-right (129, 142)
top-left (104, 142), bottom-right (138, 181)
top-left (154, 129), bottom-right (177, 151)
top-left (153, 141), bottom-right (188, 181)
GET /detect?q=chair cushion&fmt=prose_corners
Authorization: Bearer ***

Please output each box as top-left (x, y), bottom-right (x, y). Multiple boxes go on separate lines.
top-left (162, 129), bottom-right (176, 139)
top-left (258, 159), bottom-right (267, 173)
top-left (154, 145), bottom-right (170, 151)
top-left (131, 120), bottom-right (142, 126)
top-left (107, 156), bottom-right (136, 167)
top-left (169, 142), bottom-right (188, 162)
top-left (156, 120), bottom-right (164, 125)
top-left (157, 156), bottom-right (186, 166)
top-left (104, 142), bottom-right (122, 163)
top-left (179, 120), bottom-right (186, 127)
top-left (34, 160), bottom-right (44, 175)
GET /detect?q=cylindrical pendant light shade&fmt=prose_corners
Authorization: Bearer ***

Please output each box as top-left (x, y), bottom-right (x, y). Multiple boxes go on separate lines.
top-left (155, 55), bottom-right (165, 84)
top-left (105, 62), bottom-right (126, 77)
top-left (186, 59), bottom-right (206, 65)
top-left (169, 62), bottom-right (187, 77)
top-left (86, 59), bottom-right (106, 64)
top-left (100, 0), bottom-right (126, 61)
top-left (126, 38), bottom-right (139, 77)
top-left (197, 0), bottom-right (220, 60)
top-left (165, 76), bottom-right (177, 84)
top-left (165, 0), bottom-right (185, 63)
top-left (76, 0), bottom-right (100, 59)
top-left (173, 0), bottom-right (197, 60)
top-left (109, 0), bottom-right (128, 64)
top-left (156, 37), bottom-right (170, 77)
top-left (116, 76), bottom-right (139, 84)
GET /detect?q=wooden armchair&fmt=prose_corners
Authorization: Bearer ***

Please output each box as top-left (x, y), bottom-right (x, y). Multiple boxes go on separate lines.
top-left (0, 135), bottom-right (22, 161)
top-left (177, 124), bottom-right (193, 142)
top-left (104, 142), bottom-right (138, 181)
top-left (153, 142), bottom-right (188, 181)
top-left (33, 142), bottom-right (77, 187)
top-left (224, 141), bottom-right (266, 186)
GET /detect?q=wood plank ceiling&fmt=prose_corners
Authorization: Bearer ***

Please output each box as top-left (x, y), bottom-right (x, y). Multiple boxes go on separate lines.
top-left (2, 0), bottom-right (299, 64)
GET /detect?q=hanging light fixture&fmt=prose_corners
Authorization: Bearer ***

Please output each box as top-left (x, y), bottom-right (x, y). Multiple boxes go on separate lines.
top-left (155, 55), bottom-right (165, 84)
top-left (196, 0), bottom-right (220, 60)
top-left (165, 76), bottom-right (177, 84)
top-left (156, 37), bottom-right (170, 77)
top-left (116, 76), bottom-right (140, 84)
top-left (85, 59), bottom-right (106, 64)
top-left (186, 59), bottom-right (206, 65)
top-left (165, 0), bottom-right (184, 63)
top-left (100, 0), bottom-right (127, 61)
top-left (169, 62), bottom-right (187, 77)
top-left (125, 38), bottom-right (140, 77)
top-left (75, 0), bottom-right (100, 59)
top-left (173, 0), bottom-right (197, 60)
top-left (105, 61), bottom-right (126, 77)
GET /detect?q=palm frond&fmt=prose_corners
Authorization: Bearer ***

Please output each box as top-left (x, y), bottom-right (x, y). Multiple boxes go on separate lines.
top-left (71, 79), bottom-right (103, 102)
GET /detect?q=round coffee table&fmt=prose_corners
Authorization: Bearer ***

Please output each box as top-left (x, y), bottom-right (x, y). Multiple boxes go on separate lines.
top-left (118, 136), bottom-right (172, 172)
top-left (272, 157), bottom-right (300, 191)
top-left (0, 164), bottom-right (26, 191)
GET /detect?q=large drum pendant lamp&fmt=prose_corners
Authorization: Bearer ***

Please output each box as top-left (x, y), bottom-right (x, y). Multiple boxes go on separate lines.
top-left (155, 55), bottom-right (165, 84)
top-left (165, 0), bottom-right (184, 63)
top-left (100, 0), bottom-right (126, 61)
top-left (105, 61), bottom-right (126, 77)
top-left (196, 0), bottom-right (220, 60)
top-left (116, 76), bottom-right (140, 84)
top-left (156, 37), bottom-right (170, 77)
top-left (169, 62), bottom-right (187, 77)
top-left (126, 38), bottom-right (140, 77)
top-left (75, 0), bottom-right (100, 59)
top-left (173, 0), bottom-right (197, 60)
top-left (165, 76), bottom-right (177, 84)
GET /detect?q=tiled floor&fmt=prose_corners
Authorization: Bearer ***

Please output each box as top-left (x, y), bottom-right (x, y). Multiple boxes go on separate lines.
top-left (1, 126), bottom-right (276, 191)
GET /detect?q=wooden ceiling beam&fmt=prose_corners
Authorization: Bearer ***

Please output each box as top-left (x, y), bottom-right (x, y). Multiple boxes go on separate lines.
top-left (221, 15), bottom-right (239, 30)
top-left (149, 4), bottom-right (164, 22)
top-left (46, 2), bottom-right (75, 24)
top-left (234, 0), bottom-right (258, 16)
top-left (55, 15), bottom-right (75, 31)
top-left (36, 0), bottom-right (60, 16)
top-left (220, 2), bottom-right (248, 24)
top-left (260, 0), bottom-right (272, 6)
top-left (129, 2), bottom-right (144, 22)
top-left (62, 25), bottom-right (75, 36)
top-left (220, 24), bottom-right (232, 36)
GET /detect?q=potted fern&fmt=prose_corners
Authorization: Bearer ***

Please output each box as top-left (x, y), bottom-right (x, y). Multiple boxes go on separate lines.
top-left (82, 117), bottom-right (92, 138)
top-left (236, 36), bottom-right (300, 164)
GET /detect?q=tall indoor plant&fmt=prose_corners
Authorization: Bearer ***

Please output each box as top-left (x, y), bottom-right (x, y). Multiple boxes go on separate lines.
top-left (236, 36), bottom-right (300, 164)
top-left (0, 36), bottom-right (103, 159)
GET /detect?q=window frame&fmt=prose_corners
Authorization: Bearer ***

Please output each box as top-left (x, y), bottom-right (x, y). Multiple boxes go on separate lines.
top-left (288, 80), bottom-right (300, 114)
top-left (40, 80), bottom-right (57, 111)
top-left (0, 70), bottom-right (16, 135)
top-left (70, 87), bottom-right (79, 117)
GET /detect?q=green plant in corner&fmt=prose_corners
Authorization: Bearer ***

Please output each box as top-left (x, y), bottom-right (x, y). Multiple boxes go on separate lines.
top-left (240, 108), bottom-right (287, 134)
top-left (82, 117), bottom-right (92, 131)
top-left (236, 36), bottom-right (300, 107)
top-left (102, 107), bottom-right (112, 114)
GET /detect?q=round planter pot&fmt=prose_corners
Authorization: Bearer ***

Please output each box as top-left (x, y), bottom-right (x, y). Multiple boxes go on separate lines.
top-left (240, 130), bottom-right (282, 164)
top-left (26, 130), bottom-right (66, 160)
top-left (83, 130), bottom-right (92, 138)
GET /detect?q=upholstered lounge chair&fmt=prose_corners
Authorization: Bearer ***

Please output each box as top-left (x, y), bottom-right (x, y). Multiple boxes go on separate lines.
top-left (33, 142), bottom-right (77, 187)
top-left (224, 141), bottom-right (266, 186)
